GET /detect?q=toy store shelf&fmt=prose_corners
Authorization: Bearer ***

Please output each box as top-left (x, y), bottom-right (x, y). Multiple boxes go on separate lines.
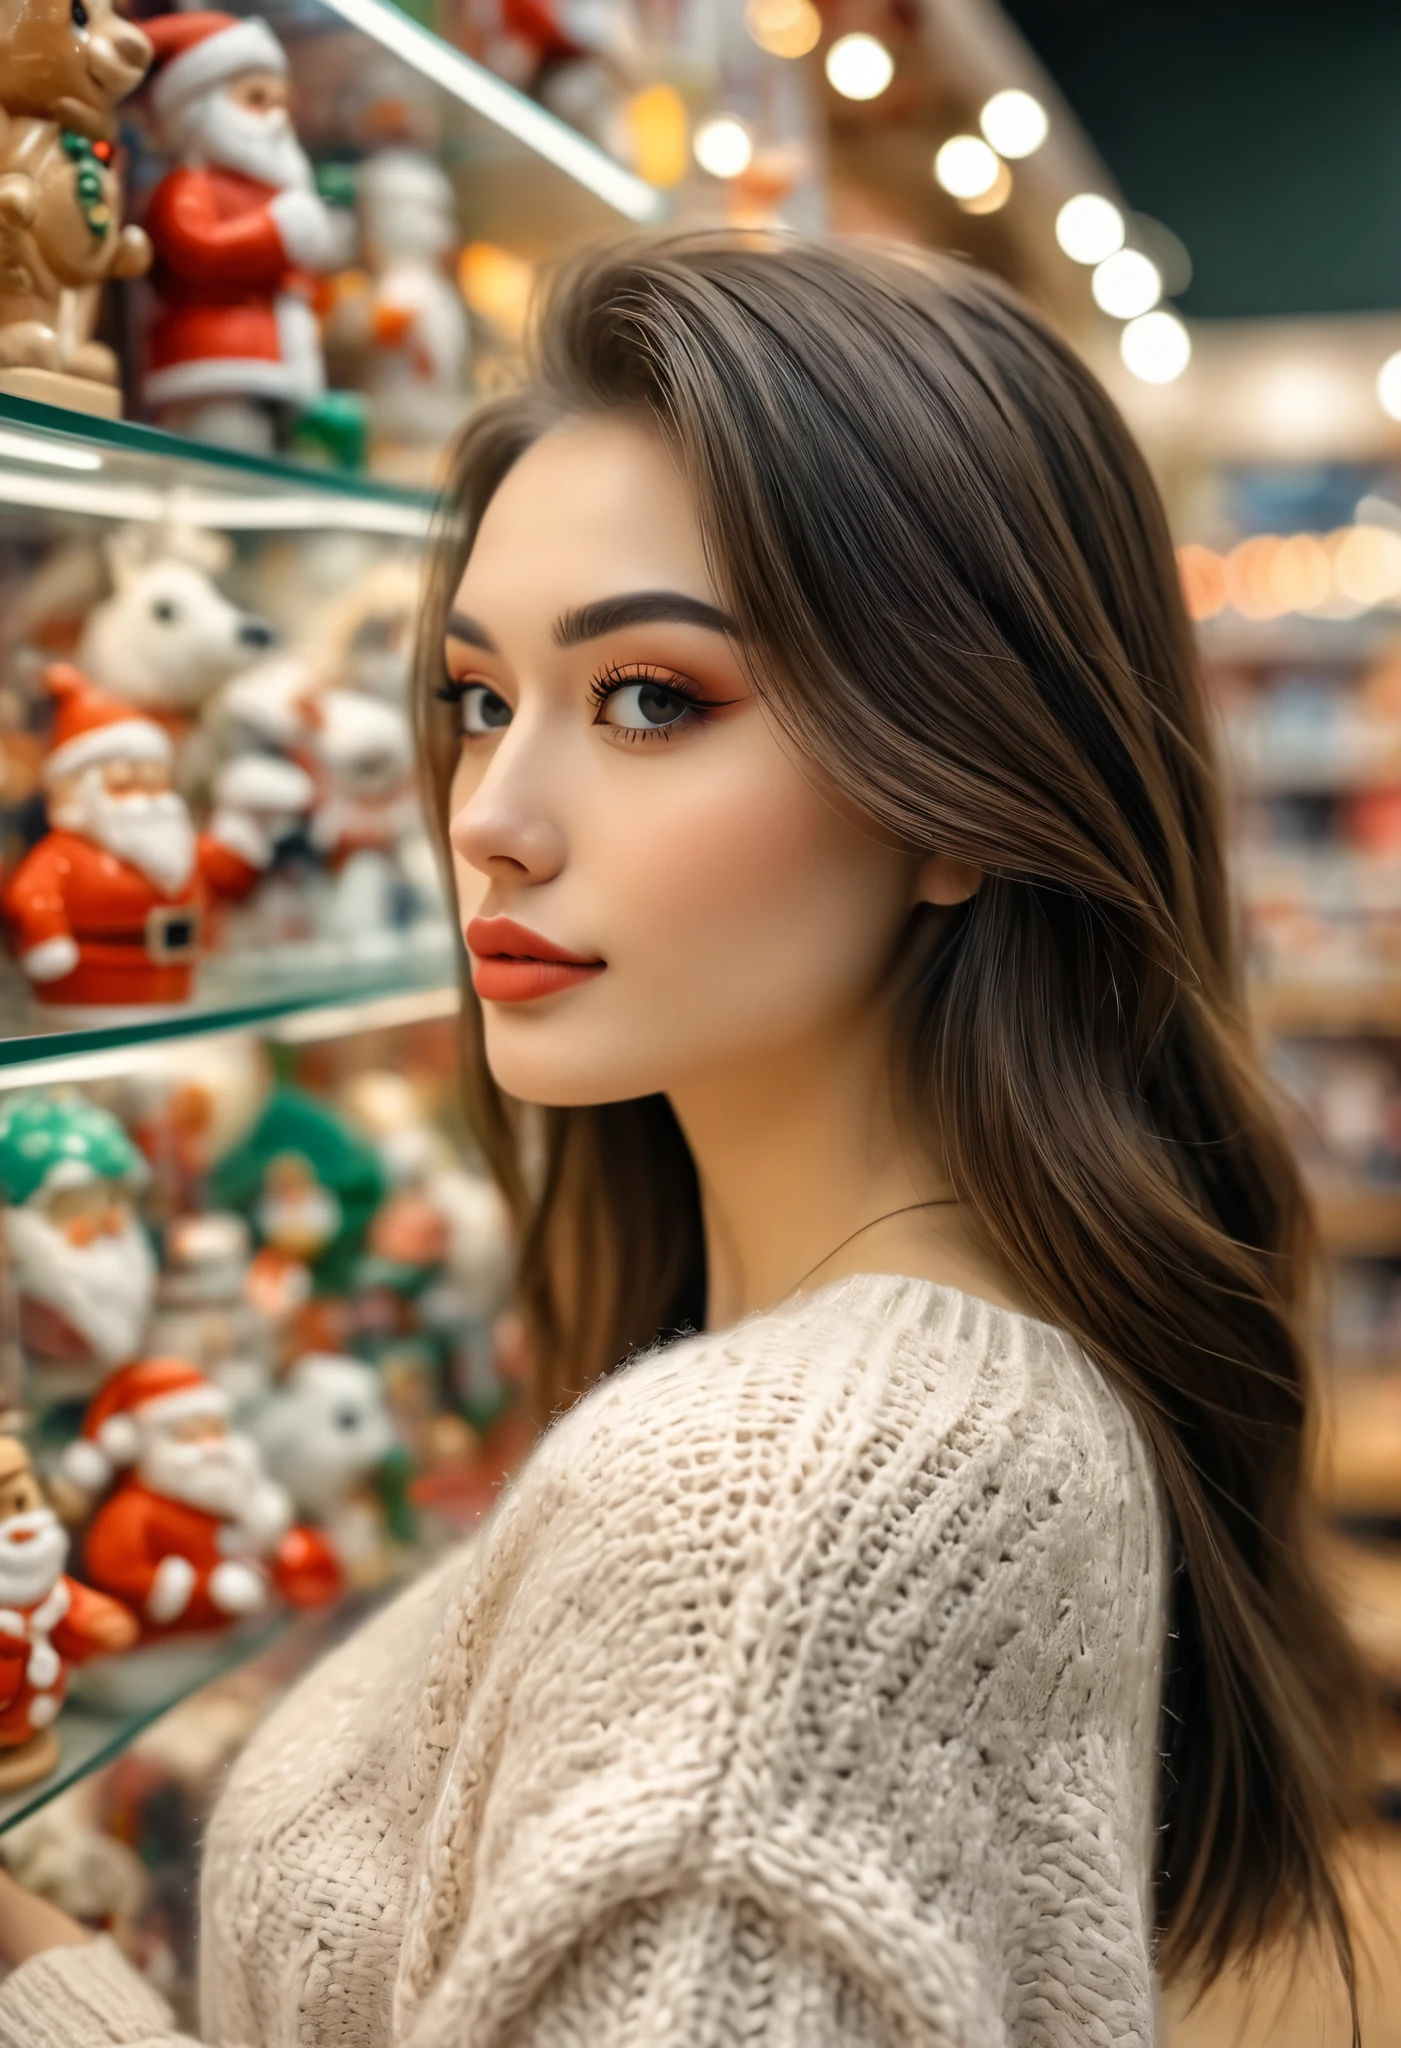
top-left (1314, 1183), bottom-right (1401, 1257)
top-left (245, 0), bottom-right (666, 240)
top-left (1199, 613), bottom-right (1401, 668)
top-left (0, 397), bottom-right (440, 536)
top-left (0, 931), bottom-right (459, 1080)
top-left (0, 1618), bottom-right (288, 1838)
top-left (1252, 977), bottom-right (1401, 1035)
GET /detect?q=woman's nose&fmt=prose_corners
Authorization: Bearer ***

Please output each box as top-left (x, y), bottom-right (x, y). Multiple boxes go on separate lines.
top-left (449, 767), bottom-right (566, 884)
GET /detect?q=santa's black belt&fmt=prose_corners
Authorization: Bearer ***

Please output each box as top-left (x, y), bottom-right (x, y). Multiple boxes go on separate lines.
top-left (70, 903), bottom-right (202, 963)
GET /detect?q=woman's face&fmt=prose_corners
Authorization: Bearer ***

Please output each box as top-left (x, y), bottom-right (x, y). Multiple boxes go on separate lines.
top-left (445, 413), bottom-right (954, 1109)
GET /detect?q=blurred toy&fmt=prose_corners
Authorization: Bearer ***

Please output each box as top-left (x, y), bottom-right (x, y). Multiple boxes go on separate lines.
top-left (1, 665), bottom-right (312, 1011)
top-left (150, 1212), bottom-right (273, 1406)
top-left (0, 1436), bottom-right (137, 1788)
top-left (75, 527), bottom-right (275, 751)
top-left (0, 1781), bottom-right (155, 1951)
top-left (65, 1356), bottom-right (342, 1639)
top-left (139, 11), bottom-right (357, 456)
top-left (304, 689), bottom-right (434, 938)
top-left (0, 1094), bottom-right (154, 1373)
top-left (210, 1086), bottom-right (386, 1326)
top-left (248, 1351), bottom-right (398, 1580)
top-left (334, 150), bottom-right (470, 452)
top-left (0, 0), bottom-right (152, 413)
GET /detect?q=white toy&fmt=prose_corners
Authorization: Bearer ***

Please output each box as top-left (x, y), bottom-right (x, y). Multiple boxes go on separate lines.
top-left (249, 1353), bottom-right (397, 1578)
top-left (76, 527), bottom-right (275, 728)
top-left (351, 151), bottom-right (471, 449)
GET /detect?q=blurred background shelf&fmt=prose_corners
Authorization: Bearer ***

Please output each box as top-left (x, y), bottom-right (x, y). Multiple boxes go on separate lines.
top-left (1312, 1185), bottom-right (1401, 1256)
top-left (1252, 978), bottom-right (1401, 1034)
top-left (0, 1619), bottom-right (287, 1839)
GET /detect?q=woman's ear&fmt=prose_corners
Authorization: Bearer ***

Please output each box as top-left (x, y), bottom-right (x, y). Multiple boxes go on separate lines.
top-left (915, 853), bottom-right (982, 908)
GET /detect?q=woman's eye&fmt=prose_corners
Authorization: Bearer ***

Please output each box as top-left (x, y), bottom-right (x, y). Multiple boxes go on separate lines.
top-left (600, 681), bottom-right (693, 733)
top-left (459, 684), bottom-right (512, 736)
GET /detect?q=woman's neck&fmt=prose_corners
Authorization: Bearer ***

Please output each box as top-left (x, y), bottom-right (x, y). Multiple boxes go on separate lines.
top-left (667, 1009), bottom-right (1024, 1328)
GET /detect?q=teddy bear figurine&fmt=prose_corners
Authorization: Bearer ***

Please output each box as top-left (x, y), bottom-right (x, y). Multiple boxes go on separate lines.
top-left (0, 0), bottom-right (152, 411)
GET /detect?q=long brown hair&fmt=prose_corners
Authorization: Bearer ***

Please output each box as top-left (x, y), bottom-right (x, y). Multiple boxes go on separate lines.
top-left (416, 234), bottom-right (1368, 2011)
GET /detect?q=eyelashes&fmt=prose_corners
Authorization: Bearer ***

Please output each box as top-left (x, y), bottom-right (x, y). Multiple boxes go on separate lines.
top-left (437, 661), bottom-right (739, 746)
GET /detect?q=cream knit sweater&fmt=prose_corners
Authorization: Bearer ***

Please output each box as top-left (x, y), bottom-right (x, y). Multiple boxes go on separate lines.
top-left (0, 1273), bottom-right (1168, 2048)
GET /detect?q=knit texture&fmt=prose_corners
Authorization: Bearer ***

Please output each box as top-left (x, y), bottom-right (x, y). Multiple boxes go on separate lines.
top-left (0, 1273), bottom-right (1168, 2048)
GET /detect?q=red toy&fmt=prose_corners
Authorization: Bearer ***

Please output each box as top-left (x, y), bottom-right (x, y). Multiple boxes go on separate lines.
top-left (139, 11), bottom-right (354, 446)
top-left (63, 1358), bottom-right (343, 1640)
top-left (0, 1436), bottom-right (138, 1790)
top-left (2, 665), bottom-right (302, 1009)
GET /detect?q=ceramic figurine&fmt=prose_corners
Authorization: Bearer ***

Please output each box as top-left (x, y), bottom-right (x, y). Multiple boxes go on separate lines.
top-left (303, 688), bottom-right (436, 940)
top-left (63, 1356), bottom-right (342, 1639)
top-left (0, 1093), bottom-right (154, 1376)
top-left (0, 1436), bottom-right (138, 1789)
top-left (0, 0), bottom-right (152, 414)
top-left (247, 1352), bottom-right (398, 1582)
top-left (338, 149), bottom-right (471, 453)
top-left (210, 1086), bottom-right (386, 1341)
top-left (139, 10), bottom-right (356, 456)
top-left (75, 526), bottom-right (276, 767)
top-left (1, 665), bottom-right (312, 1012)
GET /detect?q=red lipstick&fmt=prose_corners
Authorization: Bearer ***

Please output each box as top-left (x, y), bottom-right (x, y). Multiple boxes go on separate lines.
top-left (466, 916), bottom-right (605, 1004)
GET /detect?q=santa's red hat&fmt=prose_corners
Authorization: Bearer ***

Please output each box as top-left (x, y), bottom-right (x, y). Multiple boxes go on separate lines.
top-left (144, 11), bottom-right (287, 127)
top-left (44, 664), bottom-right (172, 786)
top-left (59, 1357), bottom-right (228, 1494)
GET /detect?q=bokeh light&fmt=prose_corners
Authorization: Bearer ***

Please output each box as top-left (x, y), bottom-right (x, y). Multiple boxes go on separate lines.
top-left (694, 116), bottom-right (753, 179)
top-left (1091, 248), bottom-right (1162, 319)
top-left (1120, 309), bottom-right (1191, 384)
top-left (1055, 193), bottom-right (1125, 265)
top-left (825, 33), bottom-right (894, 100)
top-left (933, 135), bottom-right (1001, 200)
top-left (744, 0), bottom-right (821, 60)
top-left (978, 88), bottom-right (1048, 158)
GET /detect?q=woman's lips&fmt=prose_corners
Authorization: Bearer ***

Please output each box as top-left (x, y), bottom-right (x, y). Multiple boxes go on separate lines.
top-left (466, 916), bottom-right (605, 1004)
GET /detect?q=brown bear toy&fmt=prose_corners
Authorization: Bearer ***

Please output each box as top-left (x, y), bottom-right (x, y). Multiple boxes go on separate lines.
top-left (0, 0), bottom-right (151, 412)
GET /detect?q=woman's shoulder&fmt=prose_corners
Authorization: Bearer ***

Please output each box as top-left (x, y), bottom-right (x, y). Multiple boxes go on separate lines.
top-left (524, 1271), bottom-right (1162, 1549)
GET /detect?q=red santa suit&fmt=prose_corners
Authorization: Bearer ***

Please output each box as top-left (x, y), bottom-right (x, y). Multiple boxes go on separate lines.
top-left (0, 1576), bottom-right (134, 1743)
top-left (139, 12), bottom-right (349, 411)
top-left (82, 1483), bottom-right (342, 1642)
top-left (2, 667), bottom-right (266, 1008)
top-left (66, 1357), bottom-right (343, 1643)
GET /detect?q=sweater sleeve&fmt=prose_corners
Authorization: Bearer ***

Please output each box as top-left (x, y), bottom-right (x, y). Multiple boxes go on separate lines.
top-left (497, 1889), bottom-right (902, 2048)
top-left (0, 1937), bottom-right (202, 2048)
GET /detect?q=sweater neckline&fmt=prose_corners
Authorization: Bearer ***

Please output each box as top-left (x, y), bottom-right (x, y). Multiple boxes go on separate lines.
top-left (771, 1267), bottom-right (1073, 1350)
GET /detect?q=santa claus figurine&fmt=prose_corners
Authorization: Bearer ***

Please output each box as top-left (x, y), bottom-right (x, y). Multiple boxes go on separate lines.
top-left (63, 1357), bottom-right (342, 1641)
top-left (0, 1095), bottom-right (155, 1376)
top-left (1, 665), bottom-right (312, 1013)
top-left (140, 11), bottom-right (357, 454)
top-left (0, 1437), bottom-right (138, 1790)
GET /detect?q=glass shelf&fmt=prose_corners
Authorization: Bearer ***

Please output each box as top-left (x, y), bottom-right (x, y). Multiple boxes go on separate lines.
top-left (0, 1618), bottom-right (288, 1837)
top-left (0, 397), bottom-right (440, 537)
top-left (0, 932), bottom-right (459, 1080)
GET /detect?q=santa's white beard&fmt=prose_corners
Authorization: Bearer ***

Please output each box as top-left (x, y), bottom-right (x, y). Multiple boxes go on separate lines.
top-left (139, 1430), bottom-right (288, 1547)
top-left (3, 1207), bottom-right (155, 1368)
top-left (171, 90), bottom-right (313, 193)
top-left (255, 1185), bottom-right (341, 1259)
top-left (54, 771), bottom-right (196, 896)
top-left (0, 1509), bottom-right (69, 1610)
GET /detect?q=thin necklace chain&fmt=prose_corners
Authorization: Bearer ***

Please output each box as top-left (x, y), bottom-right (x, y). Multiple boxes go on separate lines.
top-left (794, 1197), bottom-right (960, 1294)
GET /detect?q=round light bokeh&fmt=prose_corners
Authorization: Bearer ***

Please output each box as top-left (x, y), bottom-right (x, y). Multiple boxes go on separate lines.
top-left (978, 88), bottom-right (1048, 159)
top-left (825, 33), bottom-right (894, 100)
top-left (1378, 350), bottom-right (1401, 422)
top-left (1055, 193), bottom-right (1125, 266)
top-left (693, 116), bottom-right (753, 180)
top-left (744, 0), bottom-right (821, 59)
top-left (1120, 310), bottom-right (1191, 384)
top-left (1091, 248), bottom-right (1162, 319)
top-left (933, 134), bottom-right (1001, 201)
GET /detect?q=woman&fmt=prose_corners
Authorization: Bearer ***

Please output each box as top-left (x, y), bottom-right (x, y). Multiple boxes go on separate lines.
top-left (0, 236), bottom-right (1367, 2046)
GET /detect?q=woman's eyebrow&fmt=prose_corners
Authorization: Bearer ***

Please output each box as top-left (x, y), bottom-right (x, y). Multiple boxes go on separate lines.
top-left (446, 610), bottom-right (497, 652)
top-left (553, 591), bottom-right (738, 647)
